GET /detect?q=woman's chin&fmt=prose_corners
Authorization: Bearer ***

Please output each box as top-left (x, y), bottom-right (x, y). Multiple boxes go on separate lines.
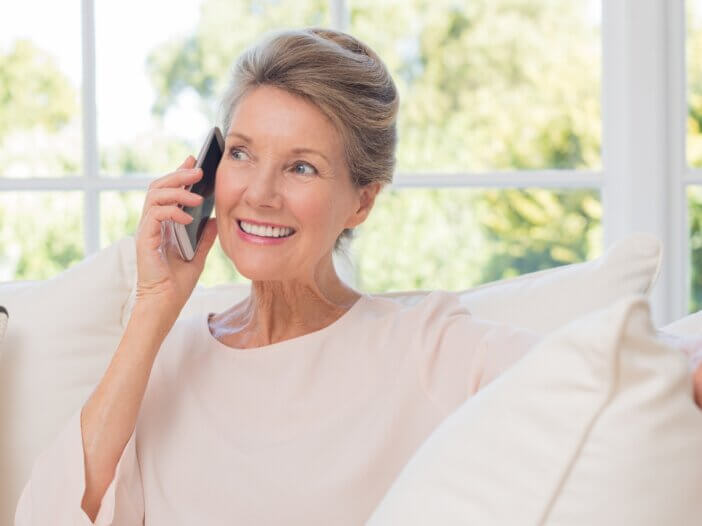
top-left (231, 258), bottom-right (293, 282)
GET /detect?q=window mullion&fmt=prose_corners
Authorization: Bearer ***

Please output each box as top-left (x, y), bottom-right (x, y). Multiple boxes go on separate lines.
top-left (601, 0), bottom-right (685, 324)
top-left (667, 0), bottom-right (689, 321)
top-left (330, 0), bottom-right (349, 31)
top-left (81, 0), bottom-right (100, 255)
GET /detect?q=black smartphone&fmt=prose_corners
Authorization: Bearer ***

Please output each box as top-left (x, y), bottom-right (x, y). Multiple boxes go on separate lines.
top-left (173, 126), bottom-right (224, 261)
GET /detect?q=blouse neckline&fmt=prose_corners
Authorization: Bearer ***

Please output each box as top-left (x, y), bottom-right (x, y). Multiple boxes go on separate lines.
top-left (202, 293), bottom-right (370, 354)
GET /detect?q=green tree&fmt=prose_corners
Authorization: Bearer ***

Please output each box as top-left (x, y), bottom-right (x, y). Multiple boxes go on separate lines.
top-left (0, 40), bottom-right (83, 279)
top-left (348, 0), bottom-right (602, 289)
top-left (0, 40), bottom-right (77, 141)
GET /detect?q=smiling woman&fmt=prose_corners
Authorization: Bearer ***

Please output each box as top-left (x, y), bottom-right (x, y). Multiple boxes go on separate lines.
top-left (198, 28), bottom-right (401, 350)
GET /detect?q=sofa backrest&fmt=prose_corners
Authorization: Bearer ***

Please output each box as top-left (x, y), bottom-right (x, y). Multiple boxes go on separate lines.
top-left (0, 233), bottom-right (662, 526)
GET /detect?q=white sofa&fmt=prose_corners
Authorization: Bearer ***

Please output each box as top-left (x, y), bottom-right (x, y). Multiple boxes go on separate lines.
top-left (2, 233), bottom-right (701, 525)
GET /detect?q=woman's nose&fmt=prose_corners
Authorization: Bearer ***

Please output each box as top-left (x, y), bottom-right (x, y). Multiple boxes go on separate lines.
top-left (243, 165), bottom-right (282, 209)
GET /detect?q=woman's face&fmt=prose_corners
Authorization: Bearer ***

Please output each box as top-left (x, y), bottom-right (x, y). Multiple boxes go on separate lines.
top-left (214, 85), bottom-right (378, 282)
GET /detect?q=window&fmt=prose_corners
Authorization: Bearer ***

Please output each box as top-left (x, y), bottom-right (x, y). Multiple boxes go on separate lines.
top-left (688, 1), bottom-right (702, 312)
top-left (7, 1), bottom-right (689, 325)
top-left (348, 0), bottom-right (602, 292)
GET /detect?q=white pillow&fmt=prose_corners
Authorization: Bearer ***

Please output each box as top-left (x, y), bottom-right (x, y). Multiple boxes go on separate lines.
top-left (662, 309), bottom-right (702, 337)
top-left (367, 295), bottom-right (702, 525)
top-left (376, 232), bottom-right (661, 334)
top-left (0, 237), bottom-right (135, 526)
top-left (121, 232), bottom-right (662, 335)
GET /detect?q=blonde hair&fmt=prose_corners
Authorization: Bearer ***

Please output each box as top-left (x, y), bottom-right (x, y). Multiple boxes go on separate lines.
top-left (218, 27), bottom-right (399, 249)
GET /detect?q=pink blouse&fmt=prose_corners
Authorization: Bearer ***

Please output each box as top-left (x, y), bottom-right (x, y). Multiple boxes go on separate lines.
top-left (15, 290), bottom-right (539, 525)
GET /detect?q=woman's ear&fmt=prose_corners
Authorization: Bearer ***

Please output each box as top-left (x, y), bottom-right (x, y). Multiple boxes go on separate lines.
top-left (345, 182), bottom-right (383, 229)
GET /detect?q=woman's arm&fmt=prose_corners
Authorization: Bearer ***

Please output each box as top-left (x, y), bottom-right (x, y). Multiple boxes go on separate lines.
top-left (79, 299), bottom-right (171, 522)
top-left (80, 155), bottom-right (217, 521)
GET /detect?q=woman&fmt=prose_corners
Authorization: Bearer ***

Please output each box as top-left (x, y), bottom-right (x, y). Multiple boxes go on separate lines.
top-left (16, 27), bottom-right (702, 526)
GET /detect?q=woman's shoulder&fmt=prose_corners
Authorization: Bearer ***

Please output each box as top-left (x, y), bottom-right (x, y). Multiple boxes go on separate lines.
top-left (361, 289), bottom-right (470, 327)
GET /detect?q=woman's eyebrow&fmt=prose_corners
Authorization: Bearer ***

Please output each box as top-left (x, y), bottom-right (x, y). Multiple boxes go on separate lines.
top-left (227, 131), bottom-right (330, 163)
top-left (226, 131), bottom-right (252, 143)
top-left (291, 147), bottom-right (330, 164)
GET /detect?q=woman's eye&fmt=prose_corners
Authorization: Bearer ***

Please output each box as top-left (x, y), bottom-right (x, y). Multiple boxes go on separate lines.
top-left (293, 162), bottom-right (317, 175)
top-left (229, 147), bottom-right (249, 161)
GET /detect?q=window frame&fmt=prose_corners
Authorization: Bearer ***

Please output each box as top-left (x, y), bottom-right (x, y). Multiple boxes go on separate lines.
top-left (0, 0), bottom-right (688, 325)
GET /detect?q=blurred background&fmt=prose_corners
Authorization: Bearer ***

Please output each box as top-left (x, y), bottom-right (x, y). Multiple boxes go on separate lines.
top-left (1, 0), bottom-right (700, 319)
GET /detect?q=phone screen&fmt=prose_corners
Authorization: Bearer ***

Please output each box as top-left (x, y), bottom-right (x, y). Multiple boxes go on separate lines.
top-left (181, 134), bottom-right (222, 251)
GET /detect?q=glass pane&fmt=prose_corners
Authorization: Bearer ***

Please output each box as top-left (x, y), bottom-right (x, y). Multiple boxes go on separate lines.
top-left (100, 191), bottom-right (248, 287)
top-left (689, 186), bottom-right (702, 312)
top-left (688, 1), bottom-right (702, 167)
top-left (95, 0), bottom-right (329, 178)
top-left (349, 188), bottom-right (602, 292)
top-left (100, 191), bottom-right (145, 248)
top-left (0, 2), bottom-right (82, 177)
top-left (350, 0), bottom-right (602, 173)
top-left (0, 192), bottom-right (84, 280)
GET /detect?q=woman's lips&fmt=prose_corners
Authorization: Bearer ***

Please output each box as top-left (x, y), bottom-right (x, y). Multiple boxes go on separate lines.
top-left (237, 217), bottom-right (295, 230)
top-left (235, 220), bottom-right (295, 245)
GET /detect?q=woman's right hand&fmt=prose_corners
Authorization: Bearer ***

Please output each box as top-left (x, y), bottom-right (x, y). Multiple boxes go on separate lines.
top-left (134, 155), bottom-right (218, 318)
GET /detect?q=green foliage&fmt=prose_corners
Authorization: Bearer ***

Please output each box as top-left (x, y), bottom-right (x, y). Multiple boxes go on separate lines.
top-left (350, 0), bottom-right (601, 172)
top-left (0, 40), bottom-right (77, 141)
top-left (474, 189), bottom-right (601, 282)
top-left (0, 41), bottom-right (83, 280)
top-left (145, 0), bottom-right (329, 120)
top-left (352, 189), bottom-right (488, 292)
top-left (99, 132), bottom-right (192, 176)
top-left (689, 188), bottom-right (702, 312)
top-left (0, 193), bottom-right (84, 280)
top-left (348, 0), bottom-right (602, 289)
top-left (2, 0), bottom-right (607, 294)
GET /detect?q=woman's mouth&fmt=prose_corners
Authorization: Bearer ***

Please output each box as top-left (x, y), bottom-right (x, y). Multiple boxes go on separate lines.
top-left (236, 219), bottom-right (296, 244)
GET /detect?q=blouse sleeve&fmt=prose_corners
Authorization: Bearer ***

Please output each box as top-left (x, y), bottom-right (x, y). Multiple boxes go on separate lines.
top-left (14, 406), bottom-right (144, 525)
top-left (418, 292), bottom-right (542, 417)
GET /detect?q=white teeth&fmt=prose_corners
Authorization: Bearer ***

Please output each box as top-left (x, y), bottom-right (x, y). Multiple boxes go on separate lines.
top-left (240, 220), bottom-right (294, 238)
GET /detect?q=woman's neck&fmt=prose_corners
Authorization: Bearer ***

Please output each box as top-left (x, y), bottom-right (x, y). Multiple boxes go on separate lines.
top-left (209, 264), bottom-right (361, 349)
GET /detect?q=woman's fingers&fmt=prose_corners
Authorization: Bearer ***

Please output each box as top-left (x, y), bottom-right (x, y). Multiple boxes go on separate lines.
top-left (144, 187), bottom-right (204, 209)
top-left (148, 167), bottom-right (202, 190)
top-left (139, 205), bottom-right (194, 250)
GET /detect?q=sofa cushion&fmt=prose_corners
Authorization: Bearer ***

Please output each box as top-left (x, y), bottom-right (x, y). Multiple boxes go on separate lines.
top-left (662, 309), bottom-right (702, 337)
top-left (367, 295), bottom-right (702, 525)
top-left (0, 237), bottom-right (135, 526)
